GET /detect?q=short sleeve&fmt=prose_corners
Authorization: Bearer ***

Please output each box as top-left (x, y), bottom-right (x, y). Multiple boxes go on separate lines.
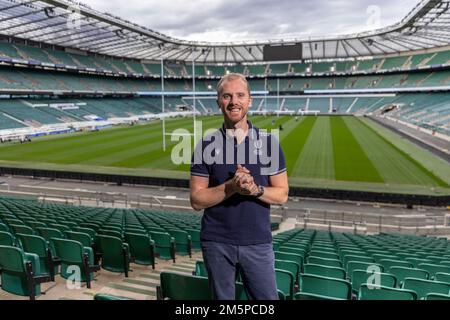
top-left (190, 140), bottom-right (209, 177)
top-left (267, 134), bottom-right (287, 176)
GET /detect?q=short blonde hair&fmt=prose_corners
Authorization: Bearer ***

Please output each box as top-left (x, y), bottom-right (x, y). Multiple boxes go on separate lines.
top-left (216, 73), bottom-right (251, 97)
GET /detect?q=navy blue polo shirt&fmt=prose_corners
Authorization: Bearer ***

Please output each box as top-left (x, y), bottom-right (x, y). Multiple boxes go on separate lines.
top-left (190, 121), bottom-right (286, 245)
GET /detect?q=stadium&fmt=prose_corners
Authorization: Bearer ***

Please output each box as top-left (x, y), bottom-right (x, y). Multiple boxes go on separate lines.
top-left (0, 0), bottom-right (449, 302)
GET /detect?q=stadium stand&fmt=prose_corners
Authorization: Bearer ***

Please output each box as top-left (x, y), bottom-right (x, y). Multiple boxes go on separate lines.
top-left (0, 193), bottom-right (449, 300)
top-left (0, 0), bottom-right (449, 302)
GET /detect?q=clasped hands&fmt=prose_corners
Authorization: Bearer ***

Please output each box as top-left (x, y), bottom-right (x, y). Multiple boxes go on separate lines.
top-left (231, 164), bottom-right (259, 196)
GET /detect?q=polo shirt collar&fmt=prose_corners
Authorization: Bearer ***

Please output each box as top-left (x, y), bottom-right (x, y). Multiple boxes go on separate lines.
top-left (220, 121), bottom-right (256, 140)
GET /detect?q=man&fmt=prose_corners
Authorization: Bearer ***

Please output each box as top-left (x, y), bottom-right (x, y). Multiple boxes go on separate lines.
top-left (190, 73), bottom-right (289, 300)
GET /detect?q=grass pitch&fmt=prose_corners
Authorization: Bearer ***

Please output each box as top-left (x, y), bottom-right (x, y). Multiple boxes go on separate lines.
top-left (0, 115), bottom-right (448, 195)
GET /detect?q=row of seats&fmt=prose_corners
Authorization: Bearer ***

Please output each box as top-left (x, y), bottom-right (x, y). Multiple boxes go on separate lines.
top-left (1, 42), bottom-right (449, 77)
top-left (157, 229), bottom-right (450, 300)
top-left (1, 67), bottom-right (448, 93)
top-left (0, 196), bottom-right (202, 299)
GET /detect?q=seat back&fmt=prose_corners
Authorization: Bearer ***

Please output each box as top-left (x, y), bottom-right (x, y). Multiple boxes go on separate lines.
top-left (16, 233), bottom-right (54, 276)
top-left (150, 231), bottom-right (174, 260)
top-left (388, 266), bottom-right (429, 286)
top-left (300, 274), bottom-right (351, 300)
top-left (65, 231), bottom-right (92, 247)
top-left (417, 263), bottom-right (450, 280)
top-left (0, 245), bottom-right (26, 273)
top-left (275, 259), bottom-right (301, 283)
top-left (346, 261), bottom-right (383, 280)
top-left (379, 259), bottom-right (413, 270)
top-left (52, 238), bottom-right (83, 264)
top-left (308, 250), bottom-right (339, 260)
top-left (125, 232), bottom-right (154, 266)
top-left (403, 277), bottom-right (450, 300)
top-left (16, 233), bottom-right (47, 257)
top-left (98, 235), bottom-right (129, 273)
top-left (435, 272), bottom-right (450, 284)
top-left (275, 269), bottom-right (294, 299)
top-left (279, 246), bottom-right (306, 258)
top-left (343, 255), bottom-right (374, 267)
top-left (48, 224), bottom-right (71, 233)
top-left (10, 224), bottom-right (34, 235)
top-left (98, 229), bottom-right (122, 239)
top-left (303, 263), bottom-right (346, 280)
top-left (274, 251), bottom-right (303, 269)
top-left (351, 270), bottom-right (397, 293)
top-left (0, 231), bottom-right (14, 246)
top-left (36, 227), bottom-right (64, 241)
top-left (159, 272), bottom-right (212, 300)
top-left (74, 227), bottom-right (96, 238)
top-left (358, 284), bottom-right (417, 300)
top-left (308, 256), bottom-right (342, 268)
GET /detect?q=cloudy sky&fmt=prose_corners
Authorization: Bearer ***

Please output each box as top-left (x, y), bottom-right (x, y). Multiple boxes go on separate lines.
top-left (85, 0), bottom-right (422, 42)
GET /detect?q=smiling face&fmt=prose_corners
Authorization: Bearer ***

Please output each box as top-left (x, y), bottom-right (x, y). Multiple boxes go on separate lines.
top-left (217, 76), bottom-right (252, 127)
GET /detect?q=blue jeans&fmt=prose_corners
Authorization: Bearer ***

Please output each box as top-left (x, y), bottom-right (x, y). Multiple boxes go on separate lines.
top-left (201, 241), bottom-right (278, 300)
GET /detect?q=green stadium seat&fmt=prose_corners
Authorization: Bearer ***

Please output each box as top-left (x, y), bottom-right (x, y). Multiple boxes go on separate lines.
top-left (275, 259), bottom-right (301, 285)
top-left (0, 245), bottom-right (51, 300)
top-left (48, 223), bottom-right (71, 233)
top-left (0, 231), bottom-right (14, 246)
top-left (346, 261), bottom-right (384, 280)
top-left (275, 251), bottom-right (304, 270)
top-left (157, 272), bottom-right (212, 300)
top-left (379, 259), bottom-right (413, 270)
top-left (343, 254), bottom-right (374, 267)
top-left (157, 271), bottom-right (248, 300)
top-left (36, 227), bottom-right (65, 241)
top-left (16, 233), bottom-right (59, 281)
top-left (51, 238), bottom-right (100, 288)
top-left (97, 235), bottom-right (130, 277)
top-left (435, 272), bottom-right (450, 284)
top-left (388, 266), bottom-right (429, 287)
top-left (9, 224), bottom-right (35, 235)
top-left (303, 263), bottom-right (346, 280)
top-left (351, 270), bottom-right (397, 294)
top-left (308, 256), bottom-right (342, 268)
top-left (308, 250), bottom-right (339, 260)
top-left (124, 232), bottom-right (155, 269)
top-left (358, 284), bottom-right (417, 300)
top-left (403, 277), bottom-right (450, 300)
top-left (149, 231), bottom-right (176, 262)
top-left (417, 263), bottom-right (450, 280)
top-left (74, 227), bottom-right (97, 239)
top-left (275, 269), bottom-right (295, 300)
top-left (65, 231), bottom-right (93, 247)
top-left (299, 274), bottom-right (352, 300)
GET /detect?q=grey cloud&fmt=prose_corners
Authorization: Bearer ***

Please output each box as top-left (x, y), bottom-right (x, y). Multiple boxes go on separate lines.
top-left (87, 0), bottom-right (422, 42)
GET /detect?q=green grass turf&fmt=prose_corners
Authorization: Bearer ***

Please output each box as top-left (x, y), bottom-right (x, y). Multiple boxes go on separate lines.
top-left (0, 115), bottom-right (448, 195)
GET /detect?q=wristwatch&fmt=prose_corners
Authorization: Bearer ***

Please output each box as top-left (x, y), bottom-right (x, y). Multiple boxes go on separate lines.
top-left (255, 185), bottom-right (265, 198)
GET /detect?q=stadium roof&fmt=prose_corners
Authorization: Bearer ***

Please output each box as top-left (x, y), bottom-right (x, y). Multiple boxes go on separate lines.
top-left (0, 0), bottom-right (449, 63)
